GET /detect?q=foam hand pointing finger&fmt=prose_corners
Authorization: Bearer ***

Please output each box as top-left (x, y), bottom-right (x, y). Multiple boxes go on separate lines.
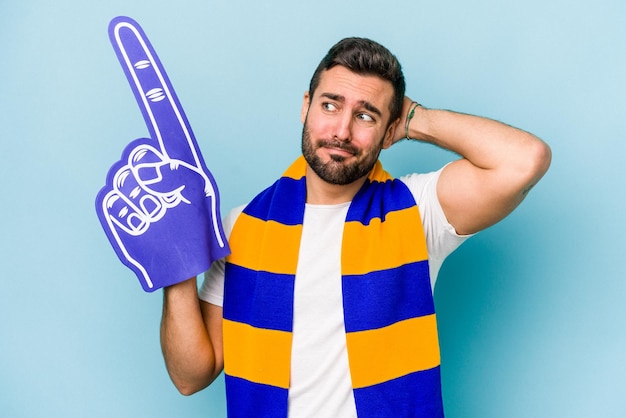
top-left (96, 16), bottom-right (230, 292)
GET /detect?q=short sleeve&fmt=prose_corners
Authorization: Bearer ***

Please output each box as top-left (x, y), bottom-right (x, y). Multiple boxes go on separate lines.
top-left (198, 205), bottom-right (245, 306)
top-left (400, 168), bottom-right (473, 289)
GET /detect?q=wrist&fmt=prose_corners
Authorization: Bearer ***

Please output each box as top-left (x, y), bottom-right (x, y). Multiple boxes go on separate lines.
top-left (164, 276), bottom-right (198, 298)
top-left (404, 102), bottom-right (420, 140)
top-left (405, 104), bottom-right (428, 141)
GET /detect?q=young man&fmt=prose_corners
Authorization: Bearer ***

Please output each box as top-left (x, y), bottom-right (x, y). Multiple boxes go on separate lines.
top-left (160, 38), bottom-right (551, 417)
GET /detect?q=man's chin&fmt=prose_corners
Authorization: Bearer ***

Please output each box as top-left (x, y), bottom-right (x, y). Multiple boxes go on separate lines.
top-left (313, 163), bottom-right (362, 185)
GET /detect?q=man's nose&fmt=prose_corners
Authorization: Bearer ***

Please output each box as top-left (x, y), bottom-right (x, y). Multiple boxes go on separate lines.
top-left (333, 113), bottom-right (352, 142)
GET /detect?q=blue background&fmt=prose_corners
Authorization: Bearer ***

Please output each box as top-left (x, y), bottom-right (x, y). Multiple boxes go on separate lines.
top-left (1, 0), bottom-right (624, 417)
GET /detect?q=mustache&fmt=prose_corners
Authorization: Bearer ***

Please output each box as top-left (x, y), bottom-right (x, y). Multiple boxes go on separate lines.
top-left (317, 139), bottom-right (359, 155)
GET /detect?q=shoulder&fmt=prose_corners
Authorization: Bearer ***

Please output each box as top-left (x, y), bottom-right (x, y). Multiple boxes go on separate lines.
top-left (223, 204), bottom-right (246, 237)
top-left (398, 168), bottom-right (445, 208)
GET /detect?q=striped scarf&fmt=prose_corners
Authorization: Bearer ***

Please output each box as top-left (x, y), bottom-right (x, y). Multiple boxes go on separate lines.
top-left (223, 156), bottom-right (444, 417)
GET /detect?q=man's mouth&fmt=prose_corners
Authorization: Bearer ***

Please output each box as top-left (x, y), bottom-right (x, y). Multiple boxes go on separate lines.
top-left (319, 140), bottom-right (358, 157)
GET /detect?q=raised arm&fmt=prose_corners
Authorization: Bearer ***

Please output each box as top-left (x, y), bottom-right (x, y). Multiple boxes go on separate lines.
top-left (160, 277), bottom-right (224, 395)
top-left (395, 98), bottom-right (551, 235)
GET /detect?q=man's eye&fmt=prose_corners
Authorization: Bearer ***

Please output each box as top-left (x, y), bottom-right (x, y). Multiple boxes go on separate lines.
top-left (322, 102), bottom-right (337, 112)
top-left (357, 113), bottom-right (374, 122)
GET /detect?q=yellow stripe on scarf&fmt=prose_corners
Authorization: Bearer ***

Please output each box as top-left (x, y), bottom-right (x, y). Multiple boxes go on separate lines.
top-left (227, 212), bottom-right (303, 274)
top-left (342, 205), bottom-right (428, 275)
top-left (223, 319), bottom-right (292, 389)
top-left (346, 314), bottom-right (440, 388)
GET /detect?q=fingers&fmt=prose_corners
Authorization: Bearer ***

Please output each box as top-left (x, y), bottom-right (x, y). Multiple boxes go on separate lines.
top-left (102, 190), bottom-right (153, 236)
top-left (109, 16), bottom-right (201, 168)
top-left (103, 164), bottom-right (167, 236)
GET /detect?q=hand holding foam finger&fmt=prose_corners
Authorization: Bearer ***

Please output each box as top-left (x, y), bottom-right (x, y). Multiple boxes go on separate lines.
top-left (96, 17), bottom-right (229, 292)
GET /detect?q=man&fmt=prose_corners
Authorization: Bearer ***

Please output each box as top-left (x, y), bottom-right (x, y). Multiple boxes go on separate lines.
top-left (160, 38), bottom-right (551, 417)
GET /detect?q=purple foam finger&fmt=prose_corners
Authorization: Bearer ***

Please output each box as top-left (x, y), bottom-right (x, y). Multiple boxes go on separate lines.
top-left (109, 17), bottom-right (197, 165)
top-left (96, 17), bottom-right (230, 292)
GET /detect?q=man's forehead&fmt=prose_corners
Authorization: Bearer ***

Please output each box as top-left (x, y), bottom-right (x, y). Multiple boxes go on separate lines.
top-left (314, 66), bottom-right (394, 107)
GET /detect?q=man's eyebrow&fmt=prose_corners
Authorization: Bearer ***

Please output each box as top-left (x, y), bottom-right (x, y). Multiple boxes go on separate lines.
top-left (360, 101), bottom-right (382, 118)
top-left (320, 92), bottom-right (383, 118)
top-left (321, 92), bottom-right (345, 102)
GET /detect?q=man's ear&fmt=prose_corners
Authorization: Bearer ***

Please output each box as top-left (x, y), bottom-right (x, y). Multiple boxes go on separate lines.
top-left (382, 118), bottom-right (401, 149)
top-left (301, 91), bottom-right (310, 123)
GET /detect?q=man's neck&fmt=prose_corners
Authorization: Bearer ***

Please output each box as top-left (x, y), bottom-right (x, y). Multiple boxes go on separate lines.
top-left (304, 165), bottom-right (367, 205)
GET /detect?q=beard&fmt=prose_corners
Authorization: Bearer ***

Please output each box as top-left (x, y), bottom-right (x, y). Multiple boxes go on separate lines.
top-left (301, 123), bottom-right (384, 186)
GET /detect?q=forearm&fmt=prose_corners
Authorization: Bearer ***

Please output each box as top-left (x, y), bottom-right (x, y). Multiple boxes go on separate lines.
top-left (408, 106), bottom-right (550, 180)
top-left (160, 277), bottom-right (222, 395)
top-left (403, 102), bottom-right (551, 234)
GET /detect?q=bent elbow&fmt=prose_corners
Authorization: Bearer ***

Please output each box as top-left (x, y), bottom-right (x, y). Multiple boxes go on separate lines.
top-left (176, 384), bottom-right (201, 397)
top-left (534, 139), bottom-right (552, 176)
top-left (173, 379), bottom-right (206, 396)
top-left (170, 371), bottom-right (219, 396)
top-left (520, 137), bottom-right (552, 184)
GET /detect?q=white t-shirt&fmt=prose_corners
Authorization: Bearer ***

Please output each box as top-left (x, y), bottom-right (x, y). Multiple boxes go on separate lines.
top-left (199, 169), bottom-right (470, 418)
